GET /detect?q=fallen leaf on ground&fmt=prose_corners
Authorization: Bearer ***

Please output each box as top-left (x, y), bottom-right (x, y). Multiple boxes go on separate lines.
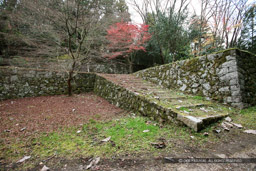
top-left (244, 130), bottom-right (256, 135)
top-left (20, 127), bottom-right (26, 132)
top-left (213, 129), bottom-right (221, 134)
top-left (86, 157), bottom-right (100, 170)
top-left (151, 142), bottom-right (166, 149)
top-left (151, 138), bottom-right (166, 149)
top-left (146, 121), bottom-right (152, 125)
top-left (101, 136), bottom-right (111, 142)
top-left (41, 165), bottom-right (50, 171)
top-left (17, 156), bottom-right (31, 163)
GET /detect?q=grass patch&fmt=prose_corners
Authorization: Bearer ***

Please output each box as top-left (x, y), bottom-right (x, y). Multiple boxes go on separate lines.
top-left (177, 107), bottom-right (190, 112)
top-left (231, 106), bottom-right (256, 129)
top-left (57, 54), bottom-right (71, 60)
top-left (1, 115), bottom-right (220, 169)
top-left (192, 96), bottom-right (205, 100)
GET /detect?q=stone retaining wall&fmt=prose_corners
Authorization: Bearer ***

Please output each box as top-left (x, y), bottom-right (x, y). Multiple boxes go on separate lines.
top-left (136, 49), bottom-right (256, 108)
top-left (93, 75), bottom-right (182, 125)
top-left (236, 50), bottom-right (256, 106)
top-left (0, 67), bottom-right (95, 100)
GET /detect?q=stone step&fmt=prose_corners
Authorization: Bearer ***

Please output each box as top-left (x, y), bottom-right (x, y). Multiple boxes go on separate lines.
top-left (94, 74), bottom-right (229, 132)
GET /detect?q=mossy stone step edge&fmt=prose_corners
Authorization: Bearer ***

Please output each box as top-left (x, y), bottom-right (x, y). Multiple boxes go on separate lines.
top-left (94, 74), bottom-right (229, 132)
top-left (177, 113), bottom-right (228, 132)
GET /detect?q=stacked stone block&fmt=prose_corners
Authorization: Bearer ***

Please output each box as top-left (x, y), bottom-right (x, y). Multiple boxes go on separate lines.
top-left (136, 49), bottom-right (256, 108)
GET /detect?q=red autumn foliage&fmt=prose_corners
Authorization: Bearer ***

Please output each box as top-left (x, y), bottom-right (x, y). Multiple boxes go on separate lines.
top-left (105, 22), bottom-right (151, 59)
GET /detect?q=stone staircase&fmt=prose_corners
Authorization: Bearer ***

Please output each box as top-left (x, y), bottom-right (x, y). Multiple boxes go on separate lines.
top-left (94, 74), bottom-right (230, 131)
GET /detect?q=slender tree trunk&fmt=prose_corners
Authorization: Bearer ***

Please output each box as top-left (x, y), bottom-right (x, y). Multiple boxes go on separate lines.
top-left (67, 59), bottom-right (76, 96)
top-left (127, 57), bottom-right (133, 73)
top-left (252, 11), bottom-right (254, 48)
top-left (67, 70), bottom-right (73, 96)
top-left (159, 47), bottom-right (165, 64)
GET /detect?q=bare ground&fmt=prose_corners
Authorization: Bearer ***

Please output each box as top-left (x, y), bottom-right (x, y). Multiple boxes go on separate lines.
top-left (0, 93), bottom-right (256, 171)
top-left (0, 93), bottom-right (124, 141)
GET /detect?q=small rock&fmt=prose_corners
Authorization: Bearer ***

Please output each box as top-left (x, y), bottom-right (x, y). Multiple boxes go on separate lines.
top-left (41, 165), bottom-right (50, 171)
top-left (20, 127), bottom-right (26, 132)
top-left (176, 106), bottom-right (181, 109)
top-left (221, 123), bottom-right (230, 131)
top-left (213, 129), bottom-right (221, 134)
top-left (200, 107), bottom-right (209, 113)
top-left (223, 122), bottom-right (233, 128)
top-left (225, 117), bottom-right (232, 122)
top-left (17, 156), bottom-right (31, 163)
top-left (143, 130), bottom-right (150, 133)
top-left (244, 130), bottom-right (256, 135)
top-left (231, 122), bottom-right (243, 129)
top-left (216, 154), bottom-right (227, 158)
top-left (203, 132), bottom-right (209, 136)
top-left (183, 111), bottom-right (190, 114)
top-left (146, 121), bottom-right (152, 125)
top-left (101, 136), bottom-right (111, 142)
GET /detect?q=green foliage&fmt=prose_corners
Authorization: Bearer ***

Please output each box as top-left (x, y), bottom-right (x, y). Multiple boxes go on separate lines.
top-left (145, 7), bottom-right (191, 64)
top-left (238, 4), bottom-right (256, 54)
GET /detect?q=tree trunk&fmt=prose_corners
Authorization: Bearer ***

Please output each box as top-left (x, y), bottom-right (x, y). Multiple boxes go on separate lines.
top-left (160, 50), bottom-right (165, 64)
top-left (67, 59), bottom-right (76, 96)
top-left (67, 70), bottom-right (73, 96)
top-left (127, 57), bottom-right (133, 73)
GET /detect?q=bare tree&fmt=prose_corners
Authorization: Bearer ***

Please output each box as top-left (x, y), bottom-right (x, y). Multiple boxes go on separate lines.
top-left (128, 0), bottom-right (189, 24)
top-left (16, 0), bottom-right (102, 96)
top-left (209, 0), bottom-right (248, 48)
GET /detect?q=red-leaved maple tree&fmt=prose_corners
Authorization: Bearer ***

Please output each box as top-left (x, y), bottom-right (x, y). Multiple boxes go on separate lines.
top-left (105, 22), bottom-right (151, 73)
